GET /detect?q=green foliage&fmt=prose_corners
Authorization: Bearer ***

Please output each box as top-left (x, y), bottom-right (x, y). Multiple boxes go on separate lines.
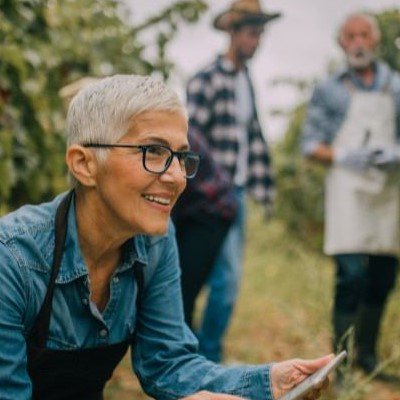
top-left (0, 0), bottom-right (207, 210)
top-left (273, 103), bottom-right (325, 250)
top-left (273, 8), bottom-right (400, 250)
top-left (377, 9), bottom-right (400, 72)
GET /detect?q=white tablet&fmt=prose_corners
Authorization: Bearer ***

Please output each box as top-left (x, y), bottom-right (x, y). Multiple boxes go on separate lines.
top-left (278, 351), bottom-right (347, 400)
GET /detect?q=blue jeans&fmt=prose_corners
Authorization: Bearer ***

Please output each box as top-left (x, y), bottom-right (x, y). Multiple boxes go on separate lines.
top-left (198, 187), bottom-right (246, 362)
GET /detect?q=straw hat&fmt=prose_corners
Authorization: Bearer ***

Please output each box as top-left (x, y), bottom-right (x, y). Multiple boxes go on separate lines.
top-left (213, 0), bottom-right (281, 31)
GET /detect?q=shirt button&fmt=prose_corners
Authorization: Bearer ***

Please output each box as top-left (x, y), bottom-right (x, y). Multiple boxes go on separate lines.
top-left (113, 276), bottom-right (119, 283)
top-left (82, 298), bottom-right (89, 305)
top-left (99, 329), bottom-right (108, 338)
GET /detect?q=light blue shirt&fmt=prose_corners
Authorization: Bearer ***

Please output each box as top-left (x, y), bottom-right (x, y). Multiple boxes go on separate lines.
top-left (0, 192), bottom-right (272, 400)
top-left (302, 62), bottom-right (400, 155)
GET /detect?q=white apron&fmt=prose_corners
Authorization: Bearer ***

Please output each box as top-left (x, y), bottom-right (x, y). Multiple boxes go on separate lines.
top-left (324, 83), bottom-right (400, 255)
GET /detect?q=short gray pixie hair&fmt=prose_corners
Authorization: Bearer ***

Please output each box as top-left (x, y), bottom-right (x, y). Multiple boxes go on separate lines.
top-left (337, 12), bottom-right (381, 44)
top-left (67, 74), bottom-right (187, 148)
top-left (66, 74), bottom-right (187, 186)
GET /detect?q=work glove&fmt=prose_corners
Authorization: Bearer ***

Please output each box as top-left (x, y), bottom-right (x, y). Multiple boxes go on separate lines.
top-left (371, 147), bottom-right (400, 170)
top-left (334, 148), bottom-right (375, 170)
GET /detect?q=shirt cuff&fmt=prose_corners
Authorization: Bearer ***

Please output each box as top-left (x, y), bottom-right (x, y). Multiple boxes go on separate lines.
top-left (239, 364), bottom-right (274, 400)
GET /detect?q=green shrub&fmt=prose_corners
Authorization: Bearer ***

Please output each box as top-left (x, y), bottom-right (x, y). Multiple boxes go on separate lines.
top-left (0, 0), bottom-right (206, 211)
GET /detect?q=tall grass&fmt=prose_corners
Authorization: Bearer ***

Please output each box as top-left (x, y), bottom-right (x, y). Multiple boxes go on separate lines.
top-left (105, 203), bottom-right (400, 399)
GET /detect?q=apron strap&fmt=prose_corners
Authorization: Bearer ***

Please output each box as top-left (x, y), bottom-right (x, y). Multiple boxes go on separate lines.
top-left (29, 191), bottom-right (74, 347)
top-left (381, 77), bottom-right (391, 94)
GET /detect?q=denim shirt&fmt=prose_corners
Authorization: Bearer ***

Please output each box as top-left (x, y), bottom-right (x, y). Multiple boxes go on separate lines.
top-left (0, 193), bottom-right (273, 400)
top-left (302, 62), bottom-right (400, 155)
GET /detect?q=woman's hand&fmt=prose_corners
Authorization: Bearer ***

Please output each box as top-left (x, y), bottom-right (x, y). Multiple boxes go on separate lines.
top-left (271, 354), bottom-right (334, 399)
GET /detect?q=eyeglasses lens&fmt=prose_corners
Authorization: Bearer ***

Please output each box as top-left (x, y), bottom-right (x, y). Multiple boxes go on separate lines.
top-left (184, 155), bottom-right (200, 178)
top-left (144, 146), bottom-right (171, 173)
top-left (144, 145), bottom-right (199, 178)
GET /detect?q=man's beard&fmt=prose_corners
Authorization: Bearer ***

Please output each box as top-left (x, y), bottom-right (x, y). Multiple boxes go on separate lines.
top-left (346, 47), bottom-right (375, 69)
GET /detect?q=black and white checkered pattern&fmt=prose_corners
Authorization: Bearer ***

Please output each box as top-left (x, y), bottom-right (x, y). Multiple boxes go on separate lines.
top-left (186, 56), bottom-right (275, 209)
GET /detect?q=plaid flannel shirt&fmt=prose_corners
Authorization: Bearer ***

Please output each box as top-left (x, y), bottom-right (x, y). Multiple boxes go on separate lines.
top-left (186, 55), bottom-right (275, 209)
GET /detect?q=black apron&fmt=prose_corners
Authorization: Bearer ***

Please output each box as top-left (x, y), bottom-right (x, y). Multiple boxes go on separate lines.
top-left (27, 191), bottom-right (144, 400)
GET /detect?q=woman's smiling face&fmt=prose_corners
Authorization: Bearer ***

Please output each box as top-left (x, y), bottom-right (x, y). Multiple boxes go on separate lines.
top-left (93, 109), bottom-right (188, 237)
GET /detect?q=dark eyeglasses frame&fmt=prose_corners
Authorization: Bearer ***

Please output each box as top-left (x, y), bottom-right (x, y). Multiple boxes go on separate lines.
top-left (82, 143), bottom-right (200, 179)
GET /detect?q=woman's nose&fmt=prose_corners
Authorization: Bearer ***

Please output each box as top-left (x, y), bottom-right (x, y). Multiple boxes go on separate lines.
top-left (160, 156), bottom-right (186, 184)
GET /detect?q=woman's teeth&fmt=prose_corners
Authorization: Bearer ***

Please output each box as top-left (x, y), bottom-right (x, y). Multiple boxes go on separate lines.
top-left (143, 195), bottom-right (170, 205)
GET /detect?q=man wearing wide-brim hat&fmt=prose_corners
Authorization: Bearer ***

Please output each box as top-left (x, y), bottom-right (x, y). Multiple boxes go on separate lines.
top-left (213, 0), bottom-right (281, 31)
top-left (179, 0), bottom-right (281, 363)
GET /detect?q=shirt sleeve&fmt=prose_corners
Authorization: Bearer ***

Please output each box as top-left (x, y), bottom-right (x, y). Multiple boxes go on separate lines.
top-left (0, 242), bottom-right (32, 399)
top-left (132, 225), bottom-right (273, 400)
top-left (186, 73), bottom-right (214, 135)
top-left (301, 83), bottom-right (335, 156)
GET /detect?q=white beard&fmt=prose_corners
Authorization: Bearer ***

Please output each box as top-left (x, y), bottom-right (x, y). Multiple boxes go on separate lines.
top-left (346, 47), bottom-right (375, 69)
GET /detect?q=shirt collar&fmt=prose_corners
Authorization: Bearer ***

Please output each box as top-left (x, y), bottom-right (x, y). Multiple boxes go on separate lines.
top-left (336, 61), bottom-right (391, 91)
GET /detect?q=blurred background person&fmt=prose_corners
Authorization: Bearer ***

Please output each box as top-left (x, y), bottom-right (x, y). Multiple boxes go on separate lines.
top-left (186, 0), bottom-right (280, 363)
top-left (301, 12), bottom-right (400, 377)
top-left (173, 128), bottom-right (237, 329)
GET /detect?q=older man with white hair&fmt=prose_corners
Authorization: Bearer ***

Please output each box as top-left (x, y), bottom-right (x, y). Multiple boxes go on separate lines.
top-left (302, 12), bottom-right (400, 377)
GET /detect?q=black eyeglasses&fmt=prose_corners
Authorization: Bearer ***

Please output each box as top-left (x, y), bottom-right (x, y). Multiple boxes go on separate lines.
top-left (82, 143), bottom-right (201, 179)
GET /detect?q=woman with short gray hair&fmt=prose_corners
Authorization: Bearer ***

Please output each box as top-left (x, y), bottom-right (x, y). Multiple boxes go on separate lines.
top-left (0, 74), bottom-right (331, 400)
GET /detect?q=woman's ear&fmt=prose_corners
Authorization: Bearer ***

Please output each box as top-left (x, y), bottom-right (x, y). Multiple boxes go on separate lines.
top-left (66, 145), bottom-right (98, 187)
